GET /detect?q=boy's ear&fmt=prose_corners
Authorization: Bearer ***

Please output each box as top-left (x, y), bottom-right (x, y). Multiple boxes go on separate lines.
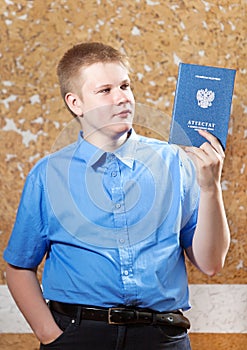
top-left (65, 93), bottom-right (84, 116)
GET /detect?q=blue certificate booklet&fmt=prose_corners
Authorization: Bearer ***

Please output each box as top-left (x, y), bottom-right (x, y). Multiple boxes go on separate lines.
top-left (169, 63), bottom-right (236, 149)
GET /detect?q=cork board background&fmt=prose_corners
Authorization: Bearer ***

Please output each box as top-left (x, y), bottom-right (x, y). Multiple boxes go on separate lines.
top-left (0, 0), bottom-right (246, 348)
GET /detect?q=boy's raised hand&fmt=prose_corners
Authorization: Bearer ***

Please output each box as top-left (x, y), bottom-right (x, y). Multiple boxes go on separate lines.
top-left (184, 129), bottom-right (225, 192)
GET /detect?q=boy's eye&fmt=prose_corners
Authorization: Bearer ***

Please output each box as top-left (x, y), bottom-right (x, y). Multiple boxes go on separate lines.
top-left (121, 83), bottom-right (130, 90)
top-left (99, 88), bottom-right (111, 93)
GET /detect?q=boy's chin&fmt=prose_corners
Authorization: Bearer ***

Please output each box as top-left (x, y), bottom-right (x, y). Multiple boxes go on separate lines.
top-left (109, 122), bottom-right (132, 135)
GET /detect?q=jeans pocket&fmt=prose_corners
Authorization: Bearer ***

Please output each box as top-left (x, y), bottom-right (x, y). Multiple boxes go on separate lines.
top-left (40, 311), bottom-right (77, 348)
top-left (157, 325), bottom-right (188, 343)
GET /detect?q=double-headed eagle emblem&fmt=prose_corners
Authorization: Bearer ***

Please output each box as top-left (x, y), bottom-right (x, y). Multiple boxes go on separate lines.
top-left (196, 88), bottom-right (215, 109)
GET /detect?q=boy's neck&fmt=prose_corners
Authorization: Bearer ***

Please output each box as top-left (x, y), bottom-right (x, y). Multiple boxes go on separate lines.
top-left (83, 131), bottom-right (130, 152)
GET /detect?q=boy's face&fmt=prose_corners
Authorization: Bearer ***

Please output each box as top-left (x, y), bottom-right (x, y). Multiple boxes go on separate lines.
top-left (67, 62), bottom-right (135, 143)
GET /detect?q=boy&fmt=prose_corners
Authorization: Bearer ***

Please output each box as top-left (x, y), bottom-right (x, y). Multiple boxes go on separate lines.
top-left (4, 42), bottom-right (230, 349)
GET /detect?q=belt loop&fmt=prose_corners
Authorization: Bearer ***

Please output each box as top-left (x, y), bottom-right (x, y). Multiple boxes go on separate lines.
top-left (135, 310), bottom-right (140, 321)
top-left (151, 312), bottom-right (157, 325)
top-left (75, 305), bottom-right (82, 326)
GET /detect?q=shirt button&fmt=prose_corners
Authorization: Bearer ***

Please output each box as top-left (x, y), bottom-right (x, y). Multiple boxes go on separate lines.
top-left (123, 270), bottom-right (129, 276)
top-left (119, 238), bottom-right (125, 244)
top-left (115, 203), bottom-right (121, 209)
top-left (111, 171), bottom-right (117, 177)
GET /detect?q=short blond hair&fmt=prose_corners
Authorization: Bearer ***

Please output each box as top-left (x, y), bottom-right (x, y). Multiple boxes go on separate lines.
top-left (57, 42), bottom-right (130, 114)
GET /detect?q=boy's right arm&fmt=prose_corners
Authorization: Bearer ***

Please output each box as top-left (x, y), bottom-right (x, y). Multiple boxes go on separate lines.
top-left (6, 263), bottom-right (63, 345)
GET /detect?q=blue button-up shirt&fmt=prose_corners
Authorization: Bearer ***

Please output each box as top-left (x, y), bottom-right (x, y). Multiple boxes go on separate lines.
top-left (4, 130), bottom-right (199, 311)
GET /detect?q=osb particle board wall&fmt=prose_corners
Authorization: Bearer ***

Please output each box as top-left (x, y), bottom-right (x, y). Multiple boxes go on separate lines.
top-left (0, 0), bottom-right (246, 340)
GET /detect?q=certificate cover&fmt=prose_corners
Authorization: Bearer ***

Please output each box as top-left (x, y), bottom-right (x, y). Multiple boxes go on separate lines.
top-left (169, 63), bottom-right (236, 149)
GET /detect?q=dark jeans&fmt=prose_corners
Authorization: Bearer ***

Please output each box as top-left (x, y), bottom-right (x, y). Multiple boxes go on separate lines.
top-left (40, 309), bottom-right (192, 350)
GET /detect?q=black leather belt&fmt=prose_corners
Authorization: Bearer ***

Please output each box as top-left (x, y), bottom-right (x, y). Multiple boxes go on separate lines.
top-left (49, 301), bottom-right (190, 329)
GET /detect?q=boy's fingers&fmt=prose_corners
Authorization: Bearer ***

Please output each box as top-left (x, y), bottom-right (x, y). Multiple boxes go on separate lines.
top-left (197, 129), bottom-right (225, 158)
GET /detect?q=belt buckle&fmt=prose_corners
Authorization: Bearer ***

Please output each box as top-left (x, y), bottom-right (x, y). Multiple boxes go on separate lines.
top-left (108, 307), bottom-right (126, 325)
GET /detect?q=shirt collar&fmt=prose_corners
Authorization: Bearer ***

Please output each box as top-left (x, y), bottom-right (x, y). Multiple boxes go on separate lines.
top-left (114, 129), bottom-right (137, 169)
top-left (76, 130), bottom-right (138, 169)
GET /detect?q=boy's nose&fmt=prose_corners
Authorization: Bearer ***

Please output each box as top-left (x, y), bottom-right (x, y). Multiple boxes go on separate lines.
top-left (113, 89), bottom-right (129, 104)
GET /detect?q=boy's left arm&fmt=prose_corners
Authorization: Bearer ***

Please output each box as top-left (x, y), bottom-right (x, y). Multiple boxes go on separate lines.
top-left (185, 129), bottom-right (231, 276)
